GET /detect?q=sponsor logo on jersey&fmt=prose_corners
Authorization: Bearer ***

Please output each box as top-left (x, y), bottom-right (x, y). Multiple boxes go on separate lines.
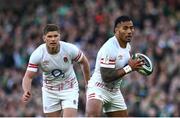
top-left (42, 60), bottom-right (49, 65)
top-left (51, 69), bottom-right (65, 78)
top-left (118, 55), bottom-right (123, 60)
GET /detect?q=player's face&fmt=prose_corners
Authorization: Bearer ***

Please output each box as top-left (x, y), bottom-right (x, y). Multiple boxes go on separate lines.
top-left (116, 21), bottom-right (135, 43)
top-left (43, 31), bottom-right (60, 48)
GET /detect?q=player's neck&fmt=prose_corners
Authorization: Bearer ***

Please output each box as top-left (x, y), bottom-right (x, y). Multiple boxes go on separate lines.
top-left (47, 43), bottom-right (60, 55)
top-left (119, 40), bottom-right (127, 48)
top-left (115, 36), bottom-right (127, 48)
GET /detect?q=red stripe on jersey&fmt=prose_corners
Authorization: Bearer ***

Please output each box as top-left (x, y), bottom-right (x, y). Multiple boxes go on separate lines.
top-left (88, 93), bottom-right (96, 99)
top-left (88, 95), bottom-right (95, 99)
top-left (73, 51), bottom-right (82, 62)
top-left (89, 93), bottom-right (95, 96)
top-left (109, 59), bottom-right (116, 62)
top-left (29, 63), bottom-right (38, 66)
top-left (100, 58), bottom-right (115, 62)
top-left (100, 61), bottom-right (115, 65)
top-left (28, 65), bottom-right (38, 68)
top-left (73, 53), bottom-right (80, 61)
top-left (28, 63), bottom-right (38, 68)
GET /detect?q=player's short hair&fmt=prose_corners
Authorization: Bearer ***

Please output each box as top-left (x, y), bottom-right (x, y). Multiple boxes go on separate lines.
top-left (43, 24), bottom-right (60, 35)
top-left (114, 16), bottom-right (133, 32)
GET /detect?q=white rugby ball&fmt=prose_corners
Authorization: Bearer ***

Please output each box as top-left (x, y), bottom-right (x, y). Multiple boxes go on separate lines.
top-left (132, 53), bottom-right (153, 76)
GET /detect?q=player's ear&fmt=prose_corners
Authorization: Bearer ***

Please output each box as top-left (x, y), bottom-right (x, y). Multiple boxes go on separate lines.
top-left (43, 35), bottom-right (46, 42)
top-left (114, 27), bottom-right (119, 34)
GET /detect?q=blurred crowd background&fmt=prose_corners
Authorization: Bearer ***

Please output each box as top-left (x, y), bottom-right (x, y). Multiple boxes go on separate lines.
top-left (0, 0), bottom-right (179, 117)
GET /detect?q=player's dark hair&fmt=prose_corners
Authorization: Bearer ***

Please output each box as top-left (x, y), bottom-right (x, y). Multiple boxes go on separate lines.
top-left (114, 16), bottom-right (133, 33)
top-left (43, 24), bottom-right (60, 35)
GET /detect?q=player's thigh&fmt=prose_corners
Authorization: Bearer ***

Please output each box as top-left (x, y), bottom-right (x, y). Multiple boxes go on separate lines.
top-left (63, 108), bottom-right (77, 117)
top-left (45, 110), bottom-right (62, 117)
top-left (61, 90), bottom-right (79, 109)
top-left (86, 99), bottom-right (103, 117)
top-left (86, 86), bottom-right (107, 117)
top-left (61, 89), bottom-right (79, 117)
top-left (42, 88), bottom-right (62, 114)
top-left (103, 90), bottom-right (127, 114)
top-left (106, 109), bottom-right (128, 117)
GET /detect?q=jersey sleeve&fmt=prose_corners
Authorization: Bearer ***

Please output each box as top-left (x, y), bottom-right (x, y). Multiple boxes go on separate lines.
top-left (99, 48), bottom-right (116, 68)
top-left (69, 44), bottom-right (83, 62)
top-left (27, 47), bottom-right (42, 72)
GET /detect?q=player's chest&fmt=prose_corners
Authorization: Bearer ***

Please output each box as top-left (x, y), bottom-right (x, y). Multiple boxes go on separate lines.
top-left (115, 51), bottom-right (130, 68)
top-left (40, 53), bottom-right (72, 71)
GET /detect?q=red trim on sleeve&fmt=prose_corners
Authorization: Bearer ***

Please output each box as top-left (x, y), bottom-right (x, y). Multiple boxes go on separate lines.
top-left (100, 58), bottom-right (115, 65)
top-left (73, 51), bottom-right (82, 62)
top-left (88, 93), bottom-right (96, 99)
top-left (28, 63), bottom-right (38, 68)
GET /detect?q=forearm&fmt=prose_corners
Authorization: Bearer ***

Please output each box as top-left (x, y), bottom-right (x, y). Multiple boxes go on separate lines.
top-left (80, 56), bottom-right (90, 85)
top-left (22, 77), bottom-right (33, 92)
top-left (81, 62), bottom-right (90, 85)
top-left (22, 70), bottom-right (36, 92)
top-left (100, 65), bottom-right (132, 83)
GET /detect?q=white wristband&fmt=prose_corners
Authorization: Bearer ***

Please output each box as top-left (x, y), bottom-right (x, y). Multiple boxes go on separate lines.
top-left (123, 65), bottom-right (132, 73)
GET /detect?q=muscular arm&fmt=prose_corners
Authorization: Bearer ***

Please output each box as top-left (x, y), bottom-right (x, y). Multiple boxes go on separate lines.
top-left (100, 58), bottom-right (145, 83)
top-left (22, 70), bottom-right (37, 92)
top-left (79, 55), bottom-right (90, 85)
top-left (22, 70), bottom-right (37, 103)
top-left (100, 67), bottom-right (126, 83)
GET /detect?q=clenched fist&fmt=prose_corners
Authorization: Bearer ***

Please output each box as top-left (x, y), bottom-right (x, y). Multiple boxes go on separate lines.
top-left (22, 91), bottom-right (31, 103)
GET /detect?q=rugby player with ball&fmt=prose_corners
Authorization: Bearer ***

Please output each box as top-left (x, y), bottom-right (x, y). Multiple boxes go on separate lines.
top-left (86, 15), bottom-right (153, 117)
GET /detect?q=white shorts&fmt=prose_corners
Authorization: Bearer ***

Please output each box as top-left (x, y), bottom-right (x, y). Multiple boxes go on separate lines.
top-left (86, 86), bottom-right (127, 113)
top-left (42, 87), bottom-right (79, 113)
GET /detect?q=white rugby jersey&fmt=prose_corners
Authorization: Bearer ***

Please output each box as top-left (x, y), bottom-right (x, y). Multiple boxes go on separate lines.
top-left (27, 41), bottom-right (83, 88)
top-left (88, 36), bottom-right (131, 89)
